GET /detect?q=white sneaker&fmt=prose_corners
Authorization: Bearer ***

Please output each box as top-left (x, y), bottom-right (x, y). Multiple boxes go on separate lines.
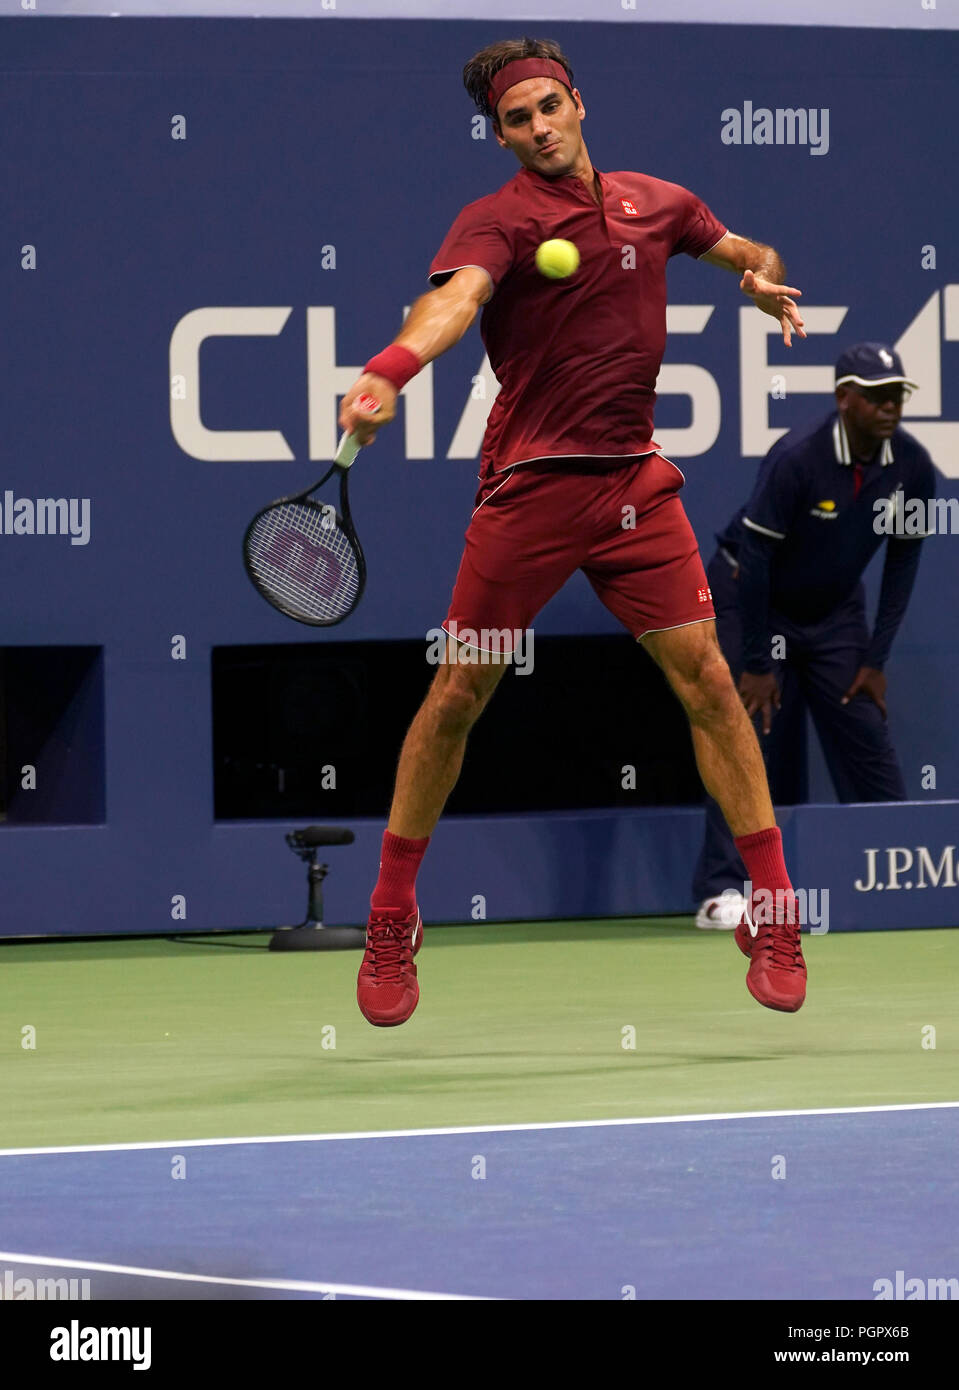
top-left (695, 891), bottom-right (747, 930)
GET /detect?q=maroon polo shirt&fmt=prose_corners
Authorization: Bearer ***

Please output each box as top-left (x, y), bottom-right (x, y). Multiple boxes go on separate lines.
top-left (428, 165), bottom-right (727, 479)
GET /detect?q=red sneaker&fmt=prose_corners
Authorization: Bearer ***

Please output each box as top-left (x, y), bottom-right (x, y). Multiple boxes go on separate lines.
top-left (356, 908), bottom-right (422, 1027)
top-left (736, 902), bottom-right (806, 1013)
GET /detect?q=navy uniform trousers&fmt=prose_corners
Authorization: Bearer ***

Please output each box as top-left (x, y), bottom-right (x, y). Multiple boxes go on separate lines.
top-left (692, 548), bottom-right (907, 902)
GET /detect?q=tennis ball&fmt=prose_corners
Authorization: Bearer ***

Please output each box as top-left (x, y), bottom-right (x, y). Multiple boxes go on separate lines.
top-left (535, 238), bottom-right (580, 279)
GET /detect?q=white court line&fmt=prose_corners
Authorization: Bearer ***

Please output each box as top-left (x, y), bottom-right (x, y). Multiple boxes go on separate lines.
top-left (0, 1100), bottom-right (956, 1158)
top-left (0, 1251), bottom-right (487, 1301)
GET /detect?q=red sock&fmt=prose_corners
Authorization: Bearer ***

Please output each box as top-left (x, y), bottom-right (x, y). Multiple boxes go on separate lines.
top-left (734, 825), bottom-right (797, 926)
top-left (370, 829), bottom-right (430, 917)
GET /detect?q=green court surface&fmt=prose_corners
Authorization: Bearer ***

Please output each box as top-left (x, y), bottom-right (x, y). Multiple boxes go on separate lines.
top-left (1, 920), bottom-right (955, 1151)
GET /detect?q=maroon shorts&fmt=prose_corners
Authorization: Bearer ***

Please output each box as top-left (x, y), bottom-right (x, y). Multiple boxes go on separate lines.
top-left (443, 454), bottom-right (715, 652)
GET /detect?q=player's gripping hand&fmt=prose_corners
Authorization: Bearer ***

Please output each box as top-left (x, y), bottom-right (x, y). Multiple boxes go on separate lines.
top-left (739, 670), bottom-right (781, 736)
top-left (740, 268), bottom-right (806, 347)
top-left (339, 374), bottom-right (398, 445)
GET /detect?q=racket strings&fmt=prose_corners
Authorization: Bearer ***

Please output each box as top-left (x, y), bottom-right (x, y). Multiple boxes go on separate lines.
top-left (246, 501), bottom-right (361, 623)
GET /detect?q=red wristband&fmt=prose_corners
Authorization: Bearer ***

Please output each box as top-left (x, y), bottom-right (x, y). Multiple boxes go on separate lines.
top-left (363, 345), bottom-right (421, 392)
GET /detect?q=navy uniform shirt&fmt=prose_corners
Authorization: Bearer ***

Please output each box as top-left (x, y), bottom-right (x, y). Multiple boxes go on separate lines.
top-left (716, 412), bottom-right (936, 672)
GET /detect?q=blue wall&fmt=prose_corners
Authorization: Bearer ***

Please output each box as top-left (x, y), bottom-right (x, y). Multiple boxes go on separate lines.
top-left (1, 18), bottom-right (957, 935)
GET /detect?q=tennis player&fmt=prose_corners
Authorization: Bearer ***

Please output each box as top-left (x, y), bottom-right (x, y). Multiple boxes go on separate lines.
top-left (340, 37), bottom-right (808, 1026)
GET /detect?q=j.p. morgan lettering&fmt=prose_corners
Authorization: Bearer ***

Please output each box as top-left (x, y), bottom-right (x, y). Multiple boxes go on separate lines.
top-left (855, 846), bottom-right (957, 892)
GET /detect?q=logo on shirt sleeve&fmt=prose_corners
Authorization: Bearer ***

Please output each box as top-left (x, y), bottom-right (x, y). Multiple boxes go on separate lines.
top-left (621, 198), bottom-right (639, 216)
top-left (697, 586), bottom-right (712, 603)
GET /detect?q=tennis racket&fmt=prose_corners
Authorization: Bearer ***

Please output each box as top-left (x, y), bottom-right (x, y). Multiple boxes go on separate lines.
top-left (243, 393), bottom-right (380, 626)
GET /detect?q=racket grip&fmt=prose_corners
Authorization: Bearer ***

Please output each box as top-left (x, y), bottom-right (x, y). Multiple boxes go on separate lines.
top-left (336, 394), bottom-right (382, 468)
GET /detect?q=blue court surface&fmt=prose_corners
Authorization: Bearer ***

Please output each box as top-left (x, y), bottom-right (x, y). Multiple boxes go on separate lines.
top-left (1, 1102), bottom-right (956, 1300)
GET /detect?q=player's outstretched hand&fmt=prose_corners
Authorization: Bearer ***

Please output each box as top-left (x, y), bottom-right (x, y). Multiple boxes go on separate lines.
top-left (841, 665), bottom-right (887, 718)
top-left (339, 374), bottom-right (398, 445)
top-left (739, 670), bottom-right (781, 736)
top-left (740, 268), bottom-right (806, 347)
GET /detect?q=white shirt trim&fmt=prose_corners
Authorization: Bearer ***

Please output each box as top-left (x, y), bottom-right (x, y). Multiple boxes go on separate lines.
top-left (833, 414), bottom-right (894, 467)
top-left (427, 264), bottom-right (495, 297)
top-left (696, 230), bottom-right (731, 260)
top-left (743, 516), bottom-right (785, 540)
top-left (492, 447), bottom-right (661, 472)
top-left (833, 416), bottom-right (850, 464)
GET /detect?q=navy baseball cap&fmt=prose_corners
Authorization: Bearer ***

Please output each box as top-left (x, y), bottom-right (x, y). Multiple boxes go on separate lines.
top-left (835, 342), bottom-right (918, 391)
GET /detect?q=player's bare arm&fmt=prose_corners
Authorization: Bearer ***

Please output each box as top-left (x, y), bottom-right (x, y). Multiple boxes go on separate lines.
top-left (701, 231), bottom-right (806, 348)
top-left (339, 267), bottom-right (492, 443)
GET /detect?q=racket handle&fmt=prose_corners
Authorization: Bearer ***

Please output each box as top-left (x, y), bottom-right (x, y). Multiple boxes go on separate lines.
top-left (336, 393), bottom-right (381, 469)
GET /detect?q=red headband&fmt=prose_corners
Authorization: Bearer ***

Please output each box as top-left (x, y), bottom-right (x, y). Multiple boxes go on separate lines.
top-left (487, 59), bottom-right (572, 123)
